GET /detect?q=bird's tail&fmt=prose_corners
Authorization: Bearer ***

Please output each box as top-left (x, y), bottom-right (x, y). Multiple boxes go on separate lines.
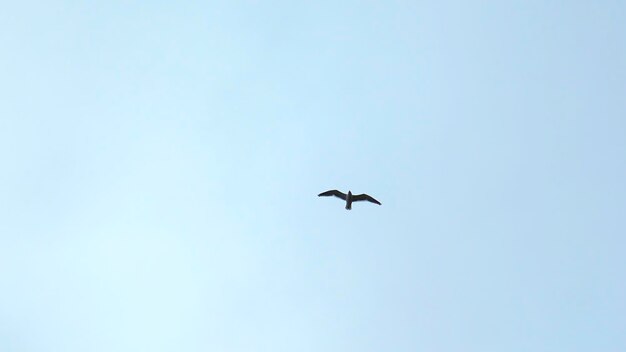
top-left (345, 202), bottom-right (352, 210)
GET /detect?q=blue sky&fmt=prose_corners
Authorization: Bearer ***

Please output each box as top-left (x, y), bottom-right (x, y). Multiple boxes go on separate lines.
top-left (1, 1), bottom-right (625, 351)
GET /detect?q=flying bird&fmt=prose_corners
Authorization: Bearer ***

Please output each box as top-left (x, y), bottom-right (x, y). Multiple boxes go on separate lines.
top-left (318, 190), bottom-right (381, 210)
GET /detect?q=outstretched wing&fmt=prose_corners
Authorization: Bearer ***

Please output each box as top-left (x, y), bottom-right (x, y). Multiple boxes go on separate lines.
top-left (318, 190), bottom-right (347, 200)
top-left (352, 193), bottom-right (381, 205)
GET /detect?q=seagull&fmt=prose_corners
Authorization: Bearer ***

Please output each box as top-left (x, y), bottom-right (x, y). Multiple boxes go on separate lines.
top-left (318, 190), bottom-right (381, 210)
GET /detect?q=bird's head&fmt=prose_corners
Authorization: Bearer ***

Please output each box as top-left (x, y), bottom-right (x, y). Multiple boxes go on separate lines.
top-left (348, 191), bottom-right (352, 196)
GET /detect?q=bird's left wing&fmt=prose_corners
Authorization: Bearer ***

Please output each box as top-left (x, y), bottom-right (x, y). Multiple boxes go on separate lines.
top-left (352, 193), bottom-right (382, 205)
top-left (318, 190), bottom-right (347, 200)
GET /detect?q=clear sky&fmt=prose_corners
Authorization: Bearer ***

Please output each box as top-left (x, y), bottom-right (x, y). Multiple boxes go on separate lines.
top-left (1, 1), bottom-right (625, 351)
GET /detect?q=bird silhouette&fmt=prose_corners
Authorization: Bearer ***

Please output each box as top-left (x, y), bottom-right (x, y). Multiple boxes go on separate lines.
top-left (318, 190), bottom-right (381, 210)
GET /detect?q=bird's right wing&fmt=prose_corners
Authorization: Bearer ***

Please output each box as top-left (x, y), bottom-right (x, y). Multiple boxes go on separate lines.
top-left (318, 190), bottom-right (347, 200)
top-left (352, 193), bottom-right (382, 205)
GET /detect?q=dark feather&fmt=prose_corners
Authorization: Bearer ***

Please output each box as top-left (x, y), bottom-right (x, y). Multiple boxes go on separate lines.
top-left (352, 193), bottom-right (382, 205)
top-left (318, 190), bottom-right (347, 200)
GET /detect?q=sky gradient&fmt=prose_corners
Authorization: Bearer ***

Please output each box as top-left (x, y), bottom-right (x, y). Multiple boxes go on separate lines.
top-left (1, 1), bottom-right (625, 351)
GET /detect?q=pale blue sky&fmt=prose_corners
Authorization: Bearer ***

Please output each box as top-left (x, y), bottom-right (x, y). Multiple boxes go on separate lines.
top-left (1, 1), bottom-right (625, 351)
